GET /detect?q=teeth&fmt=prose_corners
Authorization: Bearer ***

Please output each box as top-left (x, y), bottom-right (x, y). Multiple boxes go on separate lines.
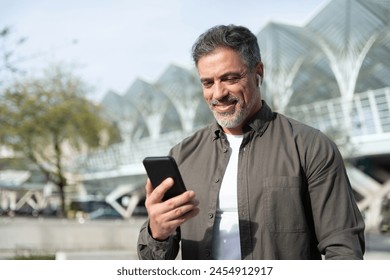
top-left (215, 103), bottom-right (235, 113)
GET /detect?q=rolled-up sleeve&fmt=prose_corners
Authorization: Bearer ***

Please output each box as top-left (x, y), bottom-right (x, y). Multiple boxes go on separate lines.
top-left (137, 219), bottom-right (180, 260)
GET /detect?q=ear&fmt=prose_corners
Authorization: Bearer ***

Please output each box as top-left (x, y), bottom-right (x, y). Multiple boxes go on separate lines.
top-left (255, 62), bottom-right (264, 85)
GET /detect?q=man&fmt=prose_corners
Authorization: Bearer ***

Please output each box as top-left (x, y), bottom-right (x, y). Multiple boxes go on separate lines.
top-left (137, 24), bottom-right (365, 260)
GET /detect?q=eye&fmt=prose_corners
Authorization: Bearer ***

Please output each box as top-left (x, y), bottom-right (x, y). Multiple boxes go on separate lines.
top-left (222, 75), bottom-right (241, 84)
top-left (201, 80), bottom-right (213, 88)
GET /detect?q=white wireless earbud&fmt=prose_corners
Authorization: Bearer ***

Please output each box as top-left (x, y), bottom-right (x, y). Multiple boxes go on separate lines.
top-left (257, 75), bottom-right (263, 87)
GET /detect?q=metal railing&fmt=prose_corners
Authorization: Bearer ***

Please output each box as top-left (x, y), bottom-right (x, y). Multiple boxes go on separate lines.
top-left (77, 130), bottom-right (189, 172)
top-left (285, 87), bottom-right (390, 139)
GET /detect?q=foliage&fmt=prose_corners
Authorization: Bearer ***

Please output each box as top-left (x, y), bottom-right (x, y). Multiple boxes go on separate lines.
top-left (0, 26), bottom-right (27, 82)
top-left (0, 66), bottom-right (121, 216)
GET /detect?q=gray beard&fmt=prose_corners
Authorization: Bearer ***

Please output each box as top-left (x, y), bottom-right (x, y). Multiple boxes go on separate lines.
top-left (213, 108), bottom-right (246, 128)
top-left (211, 94), bottom-right (258, 129)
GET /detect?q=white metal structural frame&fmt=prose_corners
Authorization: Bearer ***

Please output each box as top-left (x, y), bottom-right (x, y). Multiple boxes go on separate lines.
top-left (0, 187), bottom-right (53, 214)
top-left (257, 0), bottom-right (390, 115)
top-left (155, 64), bottom-right (212, 134)
top-left (257, 23), bottom-right (323, 111)
top-left (304, 0), bottom-right (390, 138)
top-left (102, 65), bottom-right (213, 143)
top-left (285, 87), bottom-right (390, 156)
top-left (285, 90), bottom-right (390, 152)
top-left (85, 0), bottom-right (390, 223)
top-left (100, 0), bottom-right (390, 147)
top-left (83, 88), bottom-right (390, 169)
top-left (79, 87), bottom-right (390, 227)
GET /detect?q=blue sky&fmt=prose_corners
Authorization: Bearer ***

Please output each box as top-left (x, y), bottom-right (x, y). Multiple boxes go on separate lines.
top-left (1, 0), bottom-right (326, 100)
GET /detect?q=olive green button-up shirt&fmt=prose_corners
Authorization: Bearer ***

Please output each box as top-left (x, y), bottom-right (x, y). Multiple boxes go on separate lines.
top-left (137, 102), bottom-right (365, 260)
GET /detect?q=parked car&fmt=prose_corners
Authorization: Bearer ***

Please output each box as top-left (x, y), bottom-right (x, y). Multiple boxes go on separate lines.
top-left (379, 218), bottom-right (390, 234)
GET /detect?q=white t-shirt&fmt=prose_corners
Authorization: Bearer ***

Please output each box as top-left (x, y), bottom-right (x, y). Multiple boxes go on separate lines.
top-left (212, 134), bottom-right (243, 260)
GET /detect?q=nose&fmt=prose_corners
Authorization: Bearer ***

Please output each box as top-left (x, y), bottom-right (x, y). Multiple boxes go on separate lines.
top-left (213, 81), bottom-right (228, 101)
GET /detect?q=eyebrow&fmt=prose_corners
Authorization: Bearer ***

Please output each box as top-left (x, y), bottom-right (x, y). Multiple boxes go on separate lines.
top-left (220, 71), bottom-right (246, 79)
top-left (200, 70), bottom-right (246, 82)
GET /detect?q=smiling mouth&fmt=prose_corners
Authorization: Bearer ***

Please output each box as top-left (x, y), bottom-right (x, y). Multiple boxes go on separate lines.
top-left (213, 102), bottom-right (237, 114)
top-left (210, 95), bottom-right (239, 114)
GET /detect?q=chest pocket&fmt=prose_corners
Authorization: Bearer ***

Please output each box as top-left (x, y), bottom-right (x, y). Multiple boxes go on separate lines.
top-left (264, 176), bottom-right (308, 233)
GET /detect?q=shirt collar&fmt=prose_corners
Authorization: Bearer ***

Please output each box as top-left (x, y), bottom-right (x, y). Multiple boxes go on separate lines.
top-left (212, 100), bottom-right (275, 140)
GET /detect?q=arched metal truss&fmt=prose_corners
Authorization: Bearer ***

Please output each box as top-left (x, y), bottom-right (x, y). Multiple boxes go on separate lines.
top-left (259, 0), bottom-right (390, 111)
top-left (101, 0), bottom-right (389, 141)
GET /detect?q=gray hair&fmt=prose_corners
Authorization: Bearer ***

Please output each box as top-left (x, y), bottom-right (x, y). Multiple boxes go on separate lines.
top-left (191, 24), bottom-right (261, 71)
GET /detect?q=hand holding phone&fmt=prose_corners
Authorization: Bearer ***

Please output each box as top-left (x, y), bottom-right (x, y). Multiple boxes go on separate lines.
top-left (143, 156), bottom-right (187, 201)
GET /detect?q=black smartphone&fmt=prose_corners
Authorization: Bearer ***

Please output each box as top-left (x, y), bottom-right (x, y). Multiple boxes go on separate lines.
top-left (142, 156), bottom-right (187, 201)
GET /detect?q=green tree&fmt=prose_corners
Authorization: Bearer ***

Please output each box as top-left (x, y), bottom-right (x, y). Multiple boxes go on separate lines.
top-left (0, 66), bottom-right (121, 216)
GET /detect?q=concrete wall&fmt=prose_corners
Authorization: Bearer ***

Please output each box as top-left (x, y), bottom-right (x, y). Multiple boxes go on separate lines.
top-left (0, 217), bottom-right (146, 259)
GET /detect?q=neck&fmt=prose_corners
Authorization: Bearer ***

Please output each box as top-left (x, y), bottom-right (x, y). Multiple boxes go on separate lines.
top-left (223, 126), bottom-right (244, 135)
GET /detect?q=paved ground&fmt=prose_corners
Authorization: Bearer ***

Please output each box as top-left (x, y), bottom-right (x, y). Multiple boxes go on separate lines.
top-left (364, 230), bottom-right (390, 259)
top-left (55, 230), bottom-right (390, 260)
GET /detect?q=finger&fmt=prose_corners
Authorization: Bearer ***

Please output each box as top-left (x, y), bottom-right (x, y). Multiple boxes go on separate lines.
top-left (145, 178), bottom-right (153, 198)
top-left (168, 199), bottom-right (200, 220)
top-left (152, 194), bottom-right (198, 220)
top-left (148, 177), bottom-right (174, 203)
top-left (163, 190), bottom-right (197, 211)
top-left (158, 208), bottom-right (200, 235)
top-left (162, 207), bottom-right (200, 230)
top-left (178, 207), bottom-right (200, 222)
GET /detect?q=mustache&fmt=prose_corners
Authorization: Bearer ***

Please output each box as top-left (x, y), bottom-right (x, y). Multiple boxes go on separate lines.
top-left (210, 95), bottom-right (239, 106)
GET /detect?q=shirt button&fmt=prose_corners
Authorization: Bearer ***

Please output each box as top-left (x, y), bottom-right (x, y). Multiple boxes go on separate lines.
top-left (223, 148), bottom-right (228, 153)
top-left (205, 250), bottom-right (211, 257)
top-left (208, 213), bottom-right (214, 219)
top-left (214, 178), bottom-right (220, 183)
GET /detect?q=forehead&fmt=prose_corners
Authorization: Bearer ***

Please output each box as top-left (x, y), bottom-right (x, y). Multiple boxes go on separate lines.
top-left (197, 48), bottom-right (246, 77)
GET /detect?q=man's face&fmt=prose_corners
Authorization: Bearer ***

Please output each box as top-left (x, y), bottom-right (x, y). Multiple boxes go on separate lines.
top-left (197, 47), bottom-right (263, 135)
